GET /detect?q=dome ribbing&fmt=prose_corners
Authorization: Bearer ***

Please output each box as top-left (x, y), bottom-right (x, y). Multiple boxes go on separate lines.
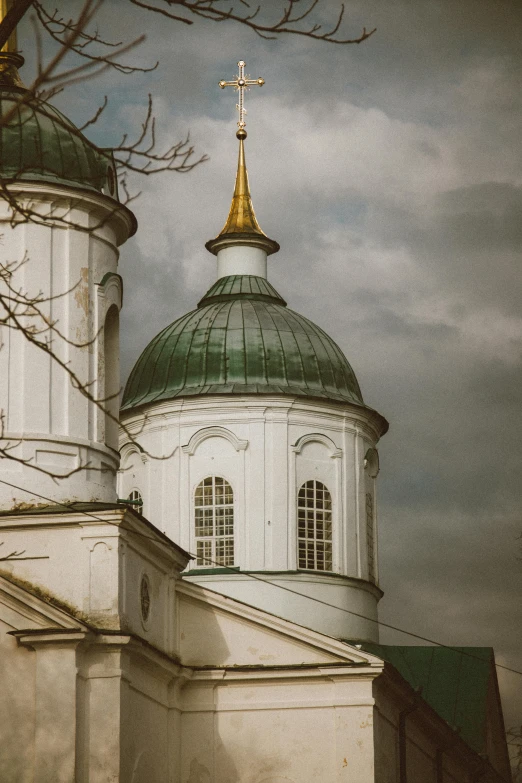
top-left (121, 275), bottom-right (364, 411)
top-left (0, 89), bottom-right (116, 195)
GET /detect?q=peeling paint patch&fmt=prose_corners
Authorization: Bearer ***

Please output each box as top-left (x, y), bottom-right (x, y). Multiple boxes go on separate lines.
top-left (74, 267), bottom-right (89, 316)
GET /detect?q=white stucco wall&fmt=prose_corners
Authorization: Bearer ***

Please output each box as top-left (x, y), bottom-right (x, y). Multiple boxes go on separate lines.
top-left (181, 672), bottom-right (378, 783)
top-left (0, 531), bottom-right (508, 783)
top-left (0, 506), bottom-right (188, 655)
top-left (119, 395), bottom-right (385, 641)
top-left (0, 183), bottom-right (134, 509)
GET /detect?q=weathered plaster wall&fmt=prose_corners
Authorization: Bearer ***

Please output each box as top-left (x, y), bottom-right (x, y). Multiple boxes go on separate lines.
top-left (180, 672), bottom-right (378, 783)
top-left (0, 617), bottom-right (36, 782)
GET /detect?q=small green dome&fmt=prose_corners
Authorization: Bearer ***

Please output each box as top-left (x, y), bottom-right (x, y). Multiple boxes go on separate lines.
top-left (121, 275), bottom-right (365, 411)
top-left (0, 89), bottom-right (115, 194)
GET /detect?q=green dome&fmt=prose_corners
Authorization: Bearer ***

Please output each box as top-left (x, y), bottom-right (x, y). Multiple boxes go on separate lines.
top-left (0, 89), bottom-right (115, 194)
top-left (121, 275), bottom-right (365, 411)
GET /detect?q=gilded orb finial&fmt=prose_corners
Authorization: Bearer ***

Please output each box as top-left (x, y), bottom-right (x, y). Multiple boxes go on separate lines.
top-left (218, 59), bottom-right (264, 134)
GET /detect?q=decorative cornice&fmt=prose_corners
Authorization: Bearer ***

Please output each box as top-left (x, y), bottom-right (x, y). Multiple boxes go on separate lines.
top-left (1, 181), bottom-right (137, 242)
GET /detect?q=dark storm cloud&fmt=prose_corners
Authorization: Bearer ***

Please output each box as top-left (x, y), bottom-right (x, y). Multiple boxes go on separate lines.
top-left (39, 0), bottom-right (522, 728)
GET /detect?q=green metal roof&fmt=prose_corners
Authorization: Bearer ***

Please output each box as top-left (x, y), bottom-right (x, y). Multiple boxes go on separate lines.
top-left (121, 274), bottom-right (365, 411)
top-left (198, 275), bottom-right (287, 307)
top-left (360, 643), bottom-right (493, 754)
top-left (0, 89), bottom-right (114, 194)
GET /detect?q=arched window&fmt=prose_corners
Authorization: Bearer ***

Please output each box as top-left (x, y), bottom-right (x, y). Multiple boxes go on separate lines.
top-left (297, 480), bottom-right (332, 571)
top-left (366, 492), bottom-right (375, 583)
top-left (194, 477), bottom-right (234, 567)
top-left (128, 489), bottom-right (143, 512)
top-left (104, 305), bottom-right (120, 450)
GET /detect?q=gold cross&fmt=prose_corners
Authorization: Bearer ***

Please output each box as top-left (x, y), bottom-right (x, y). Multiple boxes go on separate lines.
top-left (219, 60), bottom-right (264, 135)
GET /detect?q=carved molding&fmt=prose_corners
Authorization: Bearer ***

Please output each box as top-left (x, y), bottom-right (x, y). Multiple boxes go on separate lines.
top-left (182, 426), bottom-right (248, 456)
top-left (96, 272), bottom-right (123, 312)
top-left (119, 440), bottom-right (149, 465)
top-left (291, 432), bottom-right (342, 459)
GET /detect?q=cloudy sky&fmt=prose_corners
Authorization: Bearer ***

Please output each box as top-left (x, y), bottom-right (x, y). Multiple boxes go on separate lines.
top-left (30, 0), bottom-right (522, 729)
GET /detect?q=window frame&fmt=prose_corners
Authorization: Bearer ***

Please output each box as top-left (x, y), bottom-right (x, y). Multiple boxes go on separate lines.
top-left (128, 488), bottom-right (143, 513)
top-left (194, 476), bottom-right (235, 569)
top-left (297, 479), bottom-right (333, 572)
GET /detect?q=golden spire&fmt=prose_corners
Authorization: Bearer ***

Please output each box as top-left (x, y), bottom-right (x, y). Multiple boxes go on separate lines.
top-left (0, 0), bottom-right (25, 89)
top-left (206, 60), bottom-right (279, 256)
top-left (0, 0), bottom-right (17, 53)
top-left (219, 134), bottom-right (265, 236)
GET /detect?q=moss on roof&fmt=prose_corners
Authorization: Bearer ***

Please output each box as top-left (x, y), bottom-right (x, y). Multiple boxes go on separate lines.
top-left (0, 568), bottom-right (97, 626)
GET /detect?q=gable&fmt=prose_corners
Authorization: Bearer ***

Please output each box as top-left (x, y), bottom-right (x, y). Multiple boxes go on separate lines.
top-left (177, 581), bottom-right (384, 669)
top-left (0, 571), bottom-right (85, 633)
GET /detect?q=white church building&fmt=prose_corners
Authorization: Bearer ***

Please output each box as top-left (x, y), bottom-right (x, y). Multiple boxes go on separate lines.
top-left (0, 29), bottom-right (512, 783)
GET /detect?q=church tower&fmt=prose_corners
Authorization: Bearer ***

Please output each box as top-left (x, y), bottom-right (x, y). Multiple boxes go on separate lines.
top-left (0, 14), bottom-right (136, 509)
top-left (119, 62), bottom-right (388, 642)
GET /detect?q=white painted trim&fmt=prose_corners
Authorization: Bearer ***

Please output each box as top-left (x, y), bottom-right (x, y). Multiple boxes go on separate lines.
top-left (119, 440), bottom-right (150, 465)
top-left (292, 433), bottom-right (342, 458)
top-left (181, 426), bottom-right (248, 455)
top-left (4, 181), bottom-right (135, 245)
top-left (96, 273), bottom-right (123, 312)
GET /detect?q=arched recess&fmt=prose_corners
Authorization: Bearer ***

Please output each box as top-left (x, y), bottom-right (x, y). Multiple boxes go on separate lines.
top-left (104, 304), bottom-right (120, 450)
top-left (117, 442), bottom-right (149, 503)
top-left (364, 447), bottom-right (379, 583)
top-left (292, 433), bottom-right (342, 459)
top-left (182, 426), bottom-right (248, 456)
top-left (119, 441), bottom-right (148, 467)
top-left (290, 432), bottom-right (342, 573)
top-left (364, 447), bottom-right (380, 478)
top-left (97, 272), bottom-right (123, 311)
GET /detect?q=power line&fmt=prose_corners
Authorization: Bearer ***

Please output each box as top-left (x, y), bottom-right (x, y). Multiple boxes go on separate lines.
top-left (1, 476), bottom-right (521, 679)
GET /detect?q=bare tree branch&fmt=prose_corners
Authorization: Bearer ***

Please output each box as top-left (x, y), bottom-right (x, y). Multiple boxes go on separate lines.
top-left (127, 0), bottom-right (376, 44)
top-left (0, 0), bottom-right (375, 482)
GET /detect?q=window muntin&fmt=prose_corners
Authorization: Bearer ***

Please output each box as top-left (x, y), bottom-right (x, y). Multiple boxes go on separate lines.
top-left (366, 491), bottom-right (375, 583)
top-left (128, 488), bottom-right (143, 511)
top-left (194, 476), bottom-right (234, 567)
top-left (297, 480), bottom-right (332, 571)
